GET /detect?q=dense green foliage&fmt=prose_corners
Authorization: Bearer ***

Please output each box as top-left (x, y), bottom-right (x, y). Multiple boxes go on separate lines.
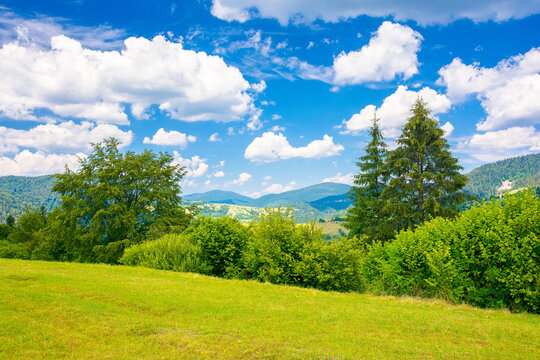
top-left (364, 189), bottom-right (539, 312)
top-left (464, 153), bottom-right (540, 198)
top-left (184, 216), bottom-right (249, 278)
top-left (0, 175), bottom-right (59, 222)
top-left (346, 114), bottom-right (389, 241)
top-left (122, 208), bottom-right (364, 293)
top-left (120, 233), bottom-right (205, 273)
top-left (49, 138), bottom-right (191, 263)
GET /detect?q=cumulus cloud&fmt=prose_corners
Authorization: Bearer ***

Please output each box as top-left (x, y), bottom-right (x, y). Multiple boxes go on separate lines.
top-left (244, 132), bottom-right (344, 162)
top-left (171, 152), bottom-right (209, 178)
top-left (210, 0), bottom-right (540, 25)
top-left (440, 121), bottom-right (454, 137)
top-left (0, 121), bottom-right (132, 154)
top-left (342, 85), bottom-right (451, 137)
top-left (0, 35), bottom-right (257, 124)
top-left (333, 22), bottom-right (422, 85)
top-left (261, 183), bottom-right (294, 194)
top-left (214, 170), bottom-right (225, 178)
top-left (322, 172), bottom-right (354, 185)
top-left (458, 126), bottom-right (540, 162)
top-left (143, 128), bottom-right (196, 147)
top-left (232, 172), bottom-right (252, 185)
top-left (209, 132), bottom-right (220, 142)
top-left (437, 47), bottom-right (540, 131)
top-left (0, 150), bottom-right (84, 176)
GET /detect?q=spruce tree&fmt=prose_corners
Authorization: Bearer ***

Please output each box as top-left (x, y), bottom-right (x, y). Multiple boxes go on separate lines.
top-left (345, 113), bottom-right (391, 241)
top-left (382, 98), bottom-right (468, 234)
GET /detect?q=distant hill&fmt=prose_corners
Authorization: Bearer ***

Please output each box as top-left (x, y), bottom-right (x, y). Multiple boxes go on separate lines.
top-left (0, 175), bottom-right (59, 221)
top-left (183, 190), bottom-right (253, 205)
top-left (464, 153), bottom-right (540, 199)
top-left (184, 182), bottom-right (351, 208)
top-left (249, 182), bottom-right (351, 207)
top-left (308, 193), bottom-right (352, 211)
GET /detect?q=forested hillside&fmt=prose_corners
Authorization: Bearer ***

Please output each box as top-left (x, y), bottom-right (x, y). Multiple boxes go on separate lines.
top-left (0, 176), bottom-right (59, 221)
top-left (464, 153), bottom-right (540, 198)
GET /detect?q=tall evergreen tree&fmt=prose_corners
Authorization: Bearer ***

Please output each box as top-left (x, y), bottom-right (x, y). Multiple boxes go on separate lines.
top-left (345, 113), bottom-right (391, 241)
top-left (382, 98), bottom-right (468, 234)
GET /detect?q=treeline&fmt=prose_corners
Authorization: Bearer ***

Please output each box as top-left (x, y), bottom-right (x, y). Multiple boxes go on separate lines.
top-left (464, 153), bottom-right (540, 198)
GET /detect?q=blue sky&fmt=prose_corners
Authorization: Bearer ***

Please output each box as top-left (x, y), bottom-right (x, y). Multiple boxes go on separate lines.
top-left (0, 0), bottom-right (539, 197)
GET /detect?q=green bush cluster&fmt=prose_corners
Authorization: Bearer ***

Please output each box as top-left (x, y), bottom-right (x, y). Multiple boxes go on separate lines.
top-left (364, 189), bottom-right (539, 312)
top-left (121, 208), bottom-right (365, 293)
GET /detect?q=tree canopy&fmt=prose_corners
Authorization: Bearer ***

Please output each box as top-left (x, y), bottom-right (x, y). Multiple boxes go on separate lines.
top-left (49, 138), bottom-right (192, 263)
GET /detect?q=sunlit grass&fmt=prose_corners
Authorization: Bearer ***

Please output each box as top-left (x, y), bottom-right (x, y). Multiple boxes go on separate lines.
top-left (0, 259), bottom-right (538, 359)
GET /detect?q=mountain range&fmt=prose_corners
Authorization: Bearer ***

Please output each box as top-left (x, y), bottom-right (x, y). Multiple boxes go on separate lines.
top-left (0, 153), bottom-right (538, 222)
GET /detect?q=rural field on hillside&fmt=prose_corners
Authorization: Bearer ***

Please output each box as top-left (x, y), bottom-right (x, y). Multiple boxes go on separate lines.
top-left (1, 259), bottom-right (538, 360)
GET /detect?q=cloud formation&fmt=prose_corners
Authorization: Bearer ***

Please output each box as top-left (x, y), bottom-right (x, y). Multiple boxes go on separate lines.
top-left (333, 22), bottom-right (422, 85)
top-left (438, 47), bottom-right (540, 131)
top-left (244, 132), bottom-right (344, 162)
top-left (233, 172), bottom-right (252, 185)
top-left (342, 86), bottom-right (451, 137)
top-left (143, 128), bottom-right (196, 147)
top-left (0, 150), bottom-right (83, 176)
top-left (458, 126), bottom-right (540, 162)
top-left (322, 172), bottom-right (353, 185)
top-left (0, 35), bottom-right (256, 124)
top-left (172, 152), bottom-right (209, 178)
top-left (0, 121), bottom-right (133, 154)
top-left (210, 0), bottom-right (540, 25)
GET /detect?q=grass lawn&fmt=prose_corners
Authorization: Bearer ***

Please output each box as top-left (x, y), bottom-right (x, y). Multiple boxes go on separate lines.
top-left (0, 259), bottom-right (538, 359)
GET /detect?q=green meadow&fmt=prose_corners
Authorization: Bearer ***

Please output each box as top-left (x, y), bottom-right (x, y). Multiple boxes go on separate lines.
top-left (1, 259), bottom-right (538, 360)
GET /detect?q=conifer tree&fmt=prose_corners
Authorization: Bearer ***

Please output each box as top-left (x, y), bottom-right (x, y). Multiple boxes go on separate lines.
top-left (382, 98), bottom-right (468, 234)
top-left (345, 113), bottom-right (391, 241)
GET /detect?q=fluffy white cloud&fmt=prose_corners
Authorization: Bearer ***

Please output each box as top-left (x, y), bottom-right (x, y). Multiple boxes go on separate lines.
top-left (458, 126), bottom-right (540, 162)
top-left (440, 121), bottom-right (454, 137)
top-left (0, 35), bottom-right (256, 124)
top-left (244, 132), bottom-right (344, 162)
top-left (210, 0), bottom-right (540, 25)
top-left (209, 132), bottom-right (220, 142)
top-left (342, 86), bottom-right (451, 137)
top-left (262, 183), bottom-right (294, 194)
top-left (171, 152), bottom-right (209, 178)
top-left (0, 150), bottom-right (84, 176)
top-left (232, 172), bottom-right (252, 185)
top-left (333, 22), bottom-right (422, 85)
top-left (251, 79), bottom-right (267, 92)
top-left (0, 121), bottom-right (132, 154)
top-left (322, 172), bottom-right (353, 185)
top-left (437, 47), bottom-right (540, 131)
top-left (214, 170), bottom-right (225, 177)
top-left (143, 128), bottom-right (196, 147)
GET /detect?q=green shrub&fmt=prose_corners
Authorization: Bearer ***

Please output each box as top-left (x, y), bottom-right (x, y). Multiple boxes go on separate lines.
top-left (297, 236), bottom-right (366, 292)
top-left (242, 208), bottom-right (323, 285)
top-left (184, 217), bottom-right (249, 278)
top-left (120, 234), bottom-right (208, 273)
top-left (0, 240), bottom-right (29, 259)
top-left (364, 189), bottom-right (540, 312)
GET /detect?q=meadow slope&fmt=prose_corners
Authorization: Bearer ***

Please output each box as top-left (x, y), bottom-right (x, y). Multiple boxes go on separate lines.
top-left (0, 259), bottom-right (538, 359)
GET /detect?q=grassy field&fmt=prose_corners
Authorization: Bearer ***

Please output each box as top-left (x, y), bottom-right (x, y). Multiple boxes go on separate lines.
top-left (0, 259), bottom-right (538, 359)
